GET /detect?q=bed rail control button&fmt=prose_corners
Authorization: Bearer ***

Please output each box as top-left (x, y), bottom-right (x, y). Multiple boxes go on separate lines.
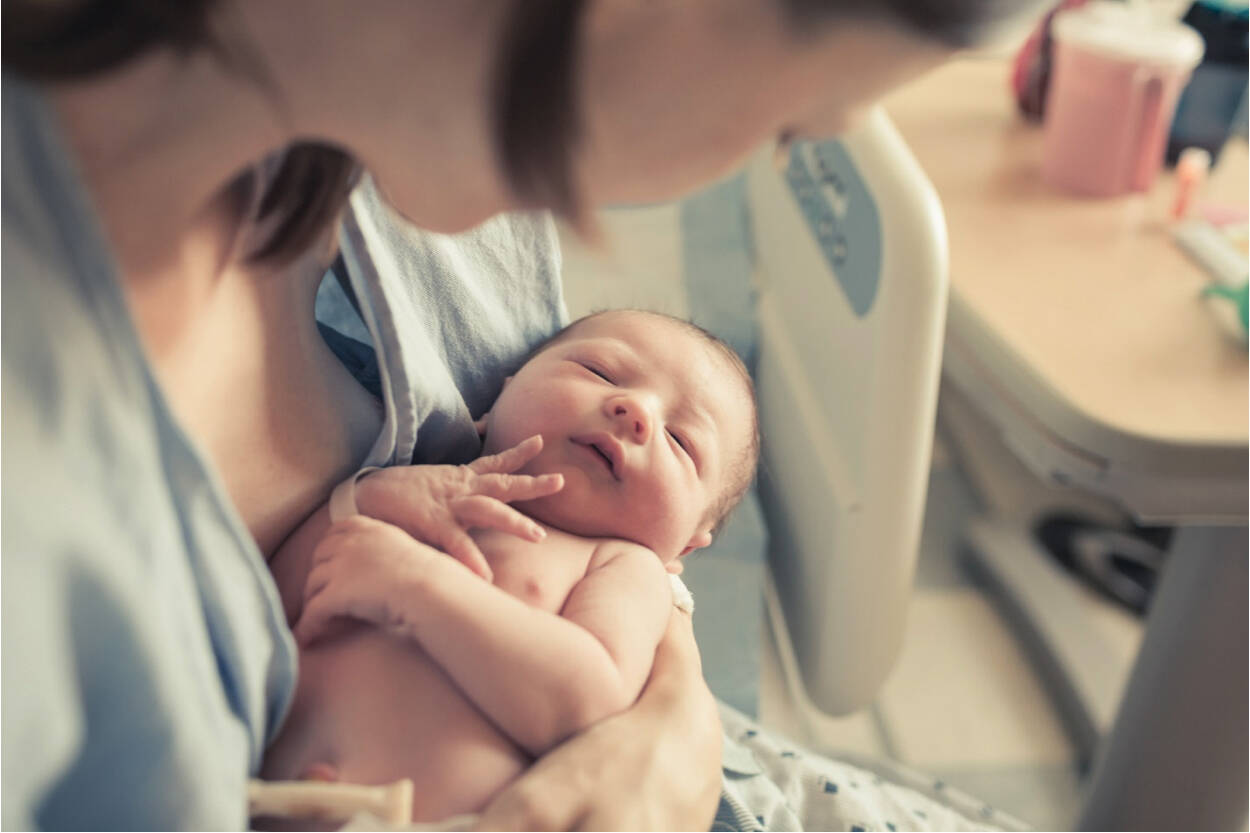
top-left (781, 140), bottom-right (883, 317)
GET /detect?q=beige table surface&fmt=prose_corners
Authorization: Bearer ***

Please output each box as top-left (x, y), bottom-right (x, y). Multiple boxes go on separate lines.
top-left (883, 59), bottom-right (1248, 453)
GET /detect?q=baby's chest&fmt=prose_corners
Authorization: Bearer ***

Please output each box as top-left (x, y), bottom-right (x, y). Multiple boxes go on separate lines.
top-left (473, 530), bottom-right (596, 613)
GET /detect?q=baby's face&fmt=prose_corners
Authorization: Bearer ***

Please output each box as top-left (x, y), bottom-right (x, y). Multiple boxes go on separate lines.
top-left (482, 312), bottom-right (754, 561)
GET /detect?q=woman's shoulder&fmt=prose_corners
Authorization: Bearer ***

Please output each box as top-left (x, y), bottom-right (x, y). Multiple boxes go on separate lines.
top-left (3, 78), bottom-right (298, 828)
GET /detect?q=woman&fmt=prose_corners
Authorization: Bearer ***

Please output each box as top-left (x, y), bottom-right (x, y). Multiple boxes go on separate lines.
top-left (2, 0), bottom-right (1044, 829)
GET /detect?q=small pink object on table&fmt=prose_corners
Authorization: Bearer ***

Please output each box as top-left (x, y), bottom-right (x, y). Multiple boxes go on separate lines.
top-left (1171, 146), bottom-right (1212, 220)
top-left (1041, 1), bottom-right (1203, 197)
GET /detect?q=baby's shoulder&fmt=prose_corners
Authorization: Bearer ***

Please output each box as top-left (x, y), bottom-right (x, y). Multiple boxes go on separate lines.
top-left (578, 538), bottom-right (674, 615)
top-left (584, 536), bottom-right (662, 573)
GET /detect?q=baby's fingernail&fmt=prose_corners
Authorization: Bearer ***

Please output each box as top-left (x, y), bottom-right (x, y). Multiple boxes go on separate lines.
top-left (532, 526), bottom-right (546, 540)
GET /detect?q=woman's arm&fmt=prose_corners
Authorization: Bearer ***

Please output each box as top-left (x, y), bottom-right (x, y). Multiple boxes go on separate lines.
top-left (474, 611), bottom-right (723, 832)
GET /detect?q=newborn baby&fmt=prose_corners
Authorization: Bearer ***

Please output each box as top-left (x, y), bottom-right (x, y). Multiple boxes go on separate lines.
top-left (261, 310), bottom-right (758, 823)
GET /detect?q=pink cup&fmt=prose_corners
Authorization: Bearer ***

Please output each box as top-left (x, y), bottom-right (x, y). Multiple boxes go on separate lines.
top-left (1042, 1), bottom-right (1204, 197)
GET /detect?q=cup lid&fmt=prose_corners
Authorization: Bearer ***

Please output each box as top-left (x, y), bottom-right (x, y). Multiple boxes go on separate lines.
top-left (1053, 1), bottom-right (1205, 68)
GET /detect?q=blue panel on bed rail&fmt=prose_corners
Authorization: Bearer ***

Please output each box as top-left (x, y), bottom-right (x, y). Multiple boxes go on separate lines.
top-left (783, 141), bottom-right (882, 318)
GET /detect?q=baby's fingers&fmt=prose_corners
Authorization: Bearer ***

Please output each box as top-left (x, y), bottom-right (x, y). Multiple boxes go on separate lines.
top-left (453, 495), bottom-right (547, 543)
top-left (468, 434), bottom-right (544, 474)
top-left (473, 472), bottom-right (564, 503)
top-left (437, 525), bottom-right (494, 582)
top-left (293, 586), bottom-right (342, 647)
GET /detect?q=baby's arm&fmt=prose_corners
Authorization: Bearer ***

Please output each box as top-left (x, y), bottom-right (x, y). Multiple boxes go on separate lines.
top-left (397, 542), bottom-right (672, 755)
top-left (295, 519), bottom-right (673, 755)
top-left (558, 545), bottom-right (678, 701)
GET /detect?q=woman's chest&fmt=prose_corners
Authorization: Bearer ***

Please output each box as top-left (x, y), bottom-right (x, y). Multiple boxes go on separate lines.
top-left (132, 267), bottom-right (381, 554)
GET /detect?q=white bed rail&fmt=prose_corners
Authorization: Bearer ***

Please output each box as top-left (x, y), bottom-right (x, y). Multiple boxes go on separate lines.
top-left (747, 106), bottom-right (949, 715)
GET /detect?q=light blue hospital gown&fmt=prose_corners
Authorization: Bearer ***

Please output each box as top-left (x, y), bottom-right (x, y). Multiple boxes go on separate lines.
top-left (2, 78), bottom-right (296, 829)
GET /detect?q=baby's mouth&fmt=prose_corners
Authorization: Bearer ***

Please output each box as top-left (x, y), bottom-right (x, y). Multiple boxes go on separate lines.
top-left (590, 443), bottom-right (616, 475)
top-left (573, 435), bottom-right (622, 480)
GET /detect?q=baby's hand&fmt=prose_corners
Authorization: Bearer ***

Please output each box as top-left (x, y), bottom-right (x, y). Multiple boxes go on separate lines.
top-left (295, 515), bottom-right (439, 646)
top-left (354, 435), bottom-right (562, 582)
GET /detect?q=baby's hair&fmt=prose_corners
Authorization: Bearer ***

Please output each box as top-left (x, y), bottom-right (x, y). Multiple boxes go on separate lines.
top-left (523, 309), bottom-right (760, 537)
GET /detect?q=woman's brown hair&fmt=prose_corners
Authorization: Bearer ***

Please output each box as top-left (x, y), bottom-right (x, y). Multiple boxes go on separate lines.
top-left (491, 0), bottom-right (590, 229)
top-left (780, 0), bottom-right (1050, 48)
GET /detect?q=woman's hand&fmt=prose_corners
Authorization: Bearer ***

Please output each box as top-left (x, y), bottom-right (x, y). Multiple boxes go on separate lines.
top-left (354, 435), bottom-right (563, 581)
top-left (293, 514), bottom-right (443, 646)
top-left (474, 611), bottom-right (723, 831)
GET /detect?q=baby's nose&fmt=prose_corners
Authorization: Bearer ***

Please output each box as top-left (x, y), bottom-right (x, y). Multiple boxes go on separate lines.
top-left (611, 398), bottom-right (652, 443)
